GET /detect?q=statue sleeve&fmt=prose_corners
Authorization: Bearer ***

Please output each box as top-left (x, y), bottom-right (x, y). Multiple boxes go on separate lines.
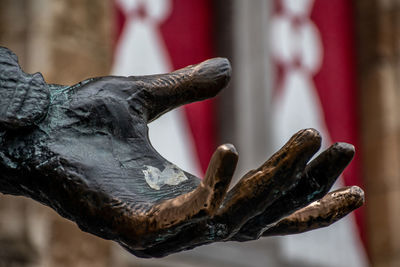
top-left (0, 47), bottom-right (50, 130)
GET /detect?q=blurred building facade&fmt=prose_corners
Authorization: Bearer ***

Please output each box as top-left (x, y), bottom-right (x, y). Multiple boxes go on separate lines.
top-left (0, 0), bottom-right (399, 266)
top-left (0, 1), bottom-right (114, 266)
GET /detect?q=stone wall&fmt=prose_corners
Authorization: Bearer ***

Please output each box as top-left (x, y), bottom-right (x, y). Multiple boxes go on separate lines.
top-left (0, 0), bottom-right (114, 266)
top-left (355, 1), bottom-right (400, 266)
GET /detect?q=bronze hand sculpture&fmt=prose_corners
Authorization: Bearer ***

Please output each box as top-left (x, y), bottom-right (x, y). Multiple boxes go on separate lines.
top-left (0, 46), bottom-right (364, 258)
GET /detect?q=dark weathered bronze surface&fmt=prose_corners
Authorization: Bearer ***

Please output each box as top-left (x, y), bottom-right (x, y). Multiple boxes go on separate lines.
top-left (0, 46), bottom-right (364, 258)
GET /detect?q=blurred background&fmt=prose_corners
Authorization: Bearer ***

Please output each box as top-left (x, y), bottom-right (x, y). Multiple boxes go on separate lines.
top-left (0, 0), bottom-right (399, 266)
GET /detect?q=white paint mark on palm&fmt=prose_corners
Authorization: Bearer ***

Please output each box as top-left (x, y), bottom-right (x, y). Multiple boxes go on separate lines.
top-left (142, 164), bottom-right (188, 190)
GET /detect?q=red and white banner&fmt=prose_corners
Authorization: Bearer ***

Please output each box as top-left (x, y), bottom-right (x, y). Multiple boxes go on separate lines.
top-left (111, 0), bottom-right (368, 265)
top-left (112, 0), bottom-right (216, 178)
top-left (271, 0), bottom-right (368, 266)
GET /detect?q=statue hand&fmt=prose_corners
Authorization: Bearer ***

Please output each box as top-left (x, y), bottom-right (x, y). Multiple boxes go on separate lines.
top-left (0, 46), bottom-right (364, 258)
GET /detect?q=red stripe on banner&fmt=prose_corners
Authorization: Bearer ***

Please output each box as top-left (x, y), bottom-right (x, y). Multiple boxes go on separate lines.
top-left (159, 0), bottom-right (214, 70)
top-left (113, 0), bottom-right (216, 175)
top-left (113, 2), bottom-right (126, 51)
top-left (159, 0), bottom-right (216, 175)
top-left (311, 1), bottom-right (367, 249)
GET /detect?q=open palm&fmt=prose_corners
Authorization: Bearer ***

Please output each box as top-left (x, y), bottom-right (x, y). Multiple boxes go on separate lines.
top-left (0, 46), bottom-right (363, 258)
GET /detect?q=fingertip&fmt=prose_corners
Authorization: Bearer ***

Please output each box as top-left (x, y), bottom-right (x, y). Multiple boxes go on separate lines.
top-left (297, 128), bottom-right (322, 141)
top-left (191, 58), bottom-right (232, 96)
top-left (197, 57), bottom-right (232, 80)
top-left (204, 144), bottom-right (238, 187)
top-left (289, 128), bottom-right (322, 154)
top-left (216, 144), bottom-right (239, 179)
top-left (349, 185), bottom-right (364, 196)
top-left (274, 128), bottom-right (321, 168)
top-left (201, 144), bottom-right (238, 213)
top-left (304, 142), bottom-right (356, 189)
top-left (351, 186), bottom-right (365, 208)
top-left (217, 143), bottom-right (238, 159)
top-left (332, 142), bottom-right (355, 159)
top-left (334, 186), bottom-right (365, 209)
top-left (143, 58), bottom-right (232, 122)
